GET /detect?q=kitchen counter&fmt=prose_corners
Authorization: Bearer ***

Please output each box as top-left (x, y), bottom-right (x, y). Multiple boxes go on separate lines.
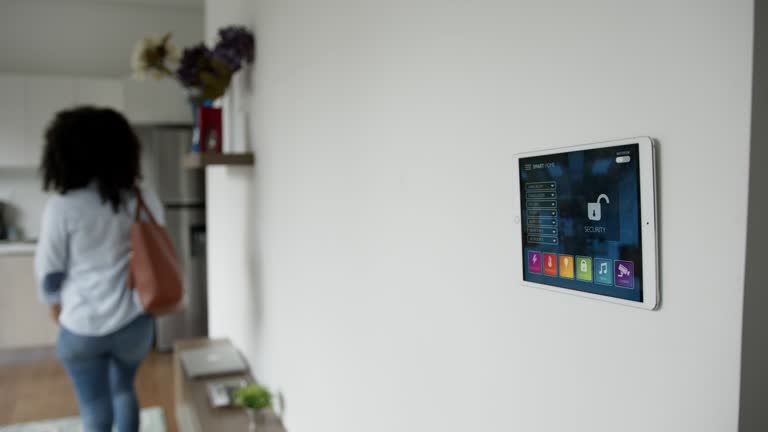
top-left (0, 242), bottom-right (36, 256)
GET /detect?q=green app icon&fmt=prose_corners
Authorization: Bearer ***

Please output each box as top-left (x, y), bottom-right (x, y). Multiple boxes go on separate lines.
top-left (576, 256), bottom-right (592, 282)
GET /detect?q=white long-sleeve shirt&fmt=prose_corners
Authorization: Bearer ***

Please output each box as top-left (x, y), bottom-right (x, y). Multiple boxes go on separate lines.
top-left (34, 183), bottom-right (164, 336)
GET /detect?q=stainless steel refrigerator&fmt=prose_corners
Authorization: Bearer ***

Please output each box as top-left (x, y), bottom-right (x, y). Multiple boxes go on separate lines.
top-left (136, 126), bottom-right (207, 351)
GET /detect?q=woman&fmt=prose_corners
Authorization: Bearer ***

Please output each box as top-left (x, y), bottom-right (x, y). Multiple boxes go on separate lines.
top-left (34, 106), bottom-right (164, 432)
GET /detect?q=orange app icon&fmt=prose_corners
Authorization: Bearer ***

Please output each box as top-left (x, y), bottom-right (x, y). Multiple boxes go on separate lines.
top-left (559, 255), bottom-right (574, 279)
top-left (543, 253), bottom-right (558, 276)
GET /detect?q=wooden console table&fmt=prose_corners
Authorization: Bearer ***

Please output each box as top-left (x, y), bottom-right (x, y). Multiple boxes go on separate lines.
top-left (174, 338), bottom-right (286, 431)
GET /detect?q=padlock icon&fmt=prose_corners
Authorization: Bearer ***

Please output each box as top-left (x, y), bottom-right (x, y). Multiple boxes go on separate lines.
top-left (587, 194), bottom-right (610, 221)
top-left (580, 259), bottom-right (588, 273)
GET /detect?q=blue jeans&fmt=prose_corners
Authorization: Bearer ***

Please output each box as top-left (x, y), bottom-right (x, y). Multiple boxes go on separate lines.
top-left (57, 314), bottom-right (154, 432)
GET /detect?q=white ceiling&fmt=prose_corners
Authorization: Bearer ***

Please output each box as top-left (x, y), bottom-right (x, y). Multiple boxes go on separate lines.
top-left (0, 0), bottom-right (204, 77)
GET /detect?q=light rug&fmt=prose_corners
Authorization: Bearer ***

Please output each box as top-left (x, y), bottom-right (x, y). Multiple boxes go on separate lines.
top-left (0, 407), bottom-right (166, 432)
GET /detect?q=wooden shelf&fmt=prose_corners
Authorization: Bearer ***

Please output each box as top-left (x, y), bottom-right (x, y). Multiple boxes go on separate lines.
top-left (183, 152), bottom-right (255, 169)
top-left (174, 338), bottom-right (287, 432)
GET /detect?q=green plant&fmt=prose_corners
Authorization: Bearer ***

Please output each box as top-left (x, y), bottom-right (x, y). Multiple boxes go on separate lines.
top-left (234, 384), bottom-right (272, 410)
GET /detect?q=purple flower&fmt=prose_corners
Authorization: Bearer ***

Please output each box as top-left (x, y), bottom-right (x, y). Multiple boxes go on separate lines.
top-left (212, 26), bottom-right (254, 71)
top-left (212, 45), bottom-right (242, 72)
top-left (178, 43), bottom-right (217, 88)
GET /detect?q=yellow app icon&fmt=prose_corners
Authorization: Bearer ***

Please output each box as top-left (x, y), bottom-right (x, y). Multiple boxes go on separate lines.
top-left (559, 255), bottom-right (574, 279)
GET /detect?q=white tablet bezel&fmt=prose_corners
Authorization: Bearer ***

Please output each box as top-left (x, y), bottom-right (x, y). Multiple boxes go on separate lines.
top-left (512, 137), bottom-right (659, 310)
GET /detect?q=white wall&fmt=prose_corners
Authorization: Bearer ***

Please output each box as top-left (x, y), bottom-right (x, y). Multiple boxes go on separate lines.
top-left (206, 1), bottom-right (755, 431)
top-left (203, 0), bottom-right (268, 389)
top-left (0, 171), bottom-right (47, 239)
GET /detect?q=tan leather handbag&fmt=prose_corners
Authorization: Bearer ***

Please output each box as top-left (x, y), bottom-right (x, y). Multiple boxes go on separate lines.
top-left (129, 188), bottom-right (184, 315)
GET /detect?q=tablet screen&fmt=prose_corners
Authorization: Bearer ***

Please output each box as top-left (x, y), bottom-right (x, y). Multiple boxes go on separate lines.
top-left (519, 144), bottom-right (643, 302)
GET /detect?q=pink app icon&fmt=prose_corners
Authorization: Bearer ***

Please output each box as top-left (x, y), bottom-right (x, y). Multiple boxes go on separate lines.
top-left (528, 251), bottom-right (542, 273)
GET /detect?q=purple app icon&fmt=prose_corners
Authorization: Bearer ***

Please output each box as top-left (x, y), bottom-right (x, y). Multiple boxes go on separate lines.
top-left (614, 260), bottom-right (634, 289)
top-left (528, 251), bottom-right (542, 273)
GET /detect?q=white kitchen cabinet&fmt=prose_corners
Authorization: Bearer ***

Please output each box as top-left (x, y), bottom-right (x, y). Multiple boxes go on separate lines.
top-left (24, 77), bottom-right (77, 167)
top-left (75, 78), bottom-right (124, 110)
top-left (0, 75), bottom-right (28, 167)
top-left (0, 254), bottom-right (58, 349)
top-left (0, 74), bottom-right (186, 168)
top-left (123, 78), bottom-right (191, 125)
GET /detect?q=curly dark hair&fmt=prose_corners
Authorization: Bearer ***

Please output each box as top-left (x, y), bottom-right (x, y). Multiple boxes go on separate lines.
top-left (41, 106), bottom-right (141, 212)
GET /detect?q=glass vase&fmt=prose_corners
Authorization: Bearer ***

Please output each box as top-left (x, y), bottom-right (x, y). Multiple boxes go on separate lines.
top-left (245, 408), bottom-right (266, 431)
top-left (190, 99), bottom-right (215, 153)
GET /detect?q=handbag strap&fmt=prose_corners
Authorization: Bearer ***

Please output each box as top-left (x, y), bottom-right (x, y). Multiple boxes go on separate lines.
top-left (133, 187), bottom-right (158, 225)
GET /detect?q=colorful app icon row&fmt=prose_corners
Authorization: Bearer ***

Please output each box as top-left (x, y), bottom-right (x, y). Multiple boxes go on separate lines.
top-left (527, 251), bottom-right (634, 289)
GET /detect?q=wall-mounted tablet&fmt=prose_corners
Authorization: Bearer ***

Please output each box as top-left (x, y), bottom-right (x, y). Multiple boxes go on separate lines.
top-left (513, 137), bottom-right (659, 310)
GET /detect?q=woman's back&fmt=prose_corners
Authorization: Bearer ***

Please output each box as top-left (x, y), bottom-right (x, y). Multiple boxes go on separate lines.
top-left (36, 184), bottom-right (163, 336)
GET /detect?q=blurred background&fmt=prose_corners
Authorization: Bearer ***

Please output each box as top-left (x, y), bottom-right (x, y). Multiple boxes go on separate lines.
top-left (0, 1), bottom-right (204, 430)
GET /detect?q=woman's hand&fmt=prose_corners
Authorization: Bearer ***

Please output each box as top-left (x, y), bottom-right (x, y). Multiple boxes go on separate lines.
top-left (50, 304), bottom-right (61, 323)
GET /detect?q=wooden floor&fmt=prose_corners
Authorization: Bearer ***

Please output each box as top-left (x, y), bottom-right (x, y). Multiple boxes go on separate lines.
top-left (0, 347), bottom-right (177, 432)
